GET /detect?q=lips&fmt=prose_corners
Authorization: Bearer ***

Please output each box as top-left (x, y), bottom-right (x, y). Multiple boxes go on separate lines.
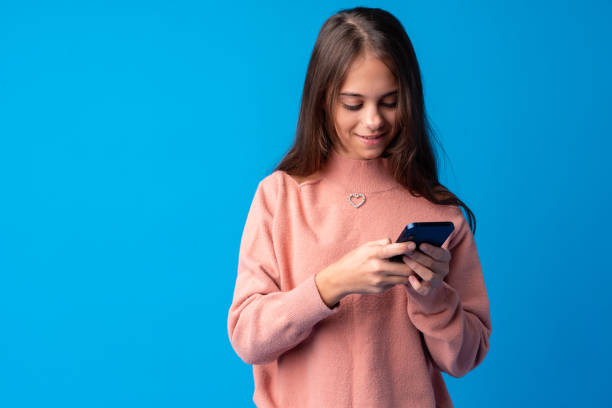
top-left (357, 132), bottom-right (385, 146)
top-left (357, 133), bottom-right (384, 139)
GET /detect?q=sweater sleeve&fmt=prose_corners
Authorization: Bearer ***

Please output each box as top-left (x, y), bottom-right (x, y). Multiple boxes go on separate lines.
top-left (227, 175), bottom-right (339, 365)
top-left (404, 208), bottom-right (492, 378)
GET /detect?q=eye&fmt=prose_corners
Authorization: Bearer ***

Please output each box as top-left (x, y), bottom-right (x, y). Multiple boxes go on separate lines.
top-left (342, 101), bottom-right (397, 111)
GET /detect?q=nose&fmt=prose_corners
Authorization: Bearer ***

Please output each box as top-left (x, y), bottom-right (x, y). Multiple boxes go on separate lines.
top-left (363, 104), bottom-right (384, 131)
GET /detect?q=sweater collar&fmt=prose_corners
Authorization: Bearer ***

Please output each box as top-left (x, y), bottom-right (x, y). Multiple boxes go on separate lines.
top-left (319, 148), bottom-right (400, 193)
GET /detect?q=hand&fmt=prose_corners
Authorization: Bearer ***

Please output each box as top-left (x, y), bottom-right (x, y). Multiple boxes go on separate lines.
top-left (402, 242), bottom-right (452, 296)
top-left (315, 238), bottom-right (416, 306)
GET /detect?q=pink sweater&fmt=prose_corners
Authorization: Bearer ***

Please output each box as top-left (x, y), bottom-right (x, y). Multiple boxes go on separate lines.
top-left (227, 149), bottom-right (492, 407)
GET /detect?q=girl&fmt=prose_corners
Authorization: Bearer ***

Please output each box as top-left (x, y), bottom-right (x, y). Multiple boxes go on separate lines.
top-left (227, 6), bottom-right (491, 408)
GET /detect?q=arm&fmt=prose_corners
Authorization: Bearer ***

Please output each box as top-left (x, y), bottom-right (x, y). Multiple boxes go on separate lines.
top-left (404, 209), bottom-right (492, 378)
top-left (227, 176), bottom-right (338, 365)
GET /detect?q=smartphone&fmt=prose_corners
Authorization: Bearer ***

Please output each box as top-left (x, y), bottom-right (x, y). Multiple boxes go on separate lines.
top-left (388, 222), bottom-right (455, 263)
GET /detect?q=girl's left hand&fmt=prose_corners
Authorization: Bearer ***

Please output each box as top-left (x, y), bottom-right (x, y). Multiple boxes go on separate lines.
top-left (402, 242), bottom-right (451, 296)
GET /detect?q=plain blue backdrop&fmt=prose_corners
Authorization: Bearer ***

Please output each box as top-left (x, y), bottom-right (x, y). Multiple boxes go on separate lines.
top-left (1, 0), bottom-right (611, 406)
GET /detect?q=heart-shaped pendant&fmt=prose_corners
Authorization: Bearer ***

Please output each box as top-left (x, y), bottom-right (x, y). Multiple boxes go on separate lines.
top-left (348, 193), bottom-right (366, 208)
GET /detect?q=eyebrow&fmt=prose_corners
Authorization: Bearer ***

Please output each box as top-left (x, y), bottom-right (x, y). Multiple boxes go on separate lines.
top-left (339, 90), bottom-right (398, 98)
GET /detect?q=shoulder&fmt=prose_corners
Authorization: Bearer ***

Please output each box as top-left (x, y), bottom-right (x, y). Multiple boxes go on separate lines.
top-left (254, 170), bottom-right (312, 203)
top-left (252, 171), bottom-right (283, 204)
top-left (439, 204), bottom-right (472, 250)
top-left (252, 169), bottom-right (323, 211)
top-left (248, 171), bottom-right (317, 221)
top-left (409, 196), bottom-right (470, 250)
top-left (270, 169), bottom-right (323, 189)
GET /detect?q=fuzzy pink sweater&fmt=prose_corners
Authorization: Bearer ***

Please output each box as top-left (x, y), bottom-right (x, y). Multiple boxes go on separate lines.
top-left (227, 149), bottom-right (492, 407)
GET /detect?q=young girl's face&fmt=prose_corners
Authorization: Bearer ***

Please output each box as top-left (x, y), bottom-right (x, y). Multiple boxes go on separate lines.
top-left (331, 51), bottom-right (399, 160)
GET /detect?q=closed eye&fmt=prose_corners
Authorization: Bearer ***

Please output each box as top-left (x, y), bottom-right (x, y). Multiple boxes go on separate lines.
top-left (343, 102), bottom-right (397, 111)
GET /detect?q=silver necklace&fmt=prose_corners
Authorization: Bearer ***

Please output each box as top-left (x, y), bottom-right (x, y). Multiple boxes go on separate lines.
top-left (348, 193), bottom-right (366, 208)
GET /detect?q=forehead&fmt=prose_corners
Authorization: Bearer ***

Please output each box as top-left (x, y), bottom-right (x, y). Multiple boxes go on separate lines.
top-left (339, 54), bottom-right (397, 97)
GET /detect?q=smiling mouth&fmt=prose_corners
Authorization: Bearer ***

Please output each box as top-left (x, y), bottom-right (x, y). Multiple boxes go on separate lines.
top-left (357, 133), bottom-right (385, 139)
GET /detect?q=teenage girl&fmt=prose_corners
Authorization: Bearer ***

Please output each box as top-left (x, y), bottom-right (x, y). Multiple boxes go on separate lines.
top-left (228, 6), bottom-right (492, 408)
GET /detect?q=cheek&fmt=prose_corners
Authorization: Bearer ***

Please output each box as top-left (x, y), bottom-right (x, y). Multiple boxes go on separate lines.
top-left (383, 111), bottom-right (398, 128)
top-left (334, 111), bottom-right (356, 136)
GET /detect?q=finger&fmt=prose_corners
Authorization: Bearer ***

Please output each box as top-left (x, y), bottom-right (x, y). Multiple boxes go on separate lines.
top-left (378, 258), bottom-right (414, 277)
top-left (402, 254), bottom-right (435, 282)
top-left (418, 243), bottom-right (451, 263)
top-left (383, 274), bottom-right (412, 287)
top-left (369, 237), bottom-right (391, 246)
top-left (408, 275), bottom-right (431, 296)
top-left (378, 241), bottom-right (416, 259)
top-left (407, 251), bottom-right (449, 280)
top-left (404, 250), bottom-right (437, 270)
top-left (408, 275), bottom-right (429, 295)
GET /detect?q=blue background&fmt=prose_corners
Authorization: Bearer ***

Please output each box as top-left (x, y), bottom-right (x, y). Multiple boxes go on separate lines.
top-left (1, 1), bottom-right (610, 406)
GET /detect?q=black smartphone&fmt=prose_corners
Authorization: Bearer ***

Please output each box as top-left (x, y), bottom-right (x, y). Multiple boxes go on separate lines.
top-left (388, 222), bottom-right (455, 262)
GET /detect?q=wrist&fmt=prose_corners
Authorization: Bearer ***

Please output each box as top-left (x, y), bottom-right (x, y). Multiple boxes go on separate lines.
top-left (315, 267), bottom-right (343, 308)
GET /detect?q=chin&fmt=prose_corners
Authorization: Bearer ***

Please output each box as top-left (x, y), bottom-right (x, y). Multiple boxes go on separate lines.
top-left (358, 149), bottom-right (385, 160)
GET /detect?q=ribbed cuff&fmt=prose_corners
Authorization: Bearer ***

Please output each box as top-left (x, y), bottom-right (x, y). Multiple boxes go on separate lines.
top-left (285, 274), bottom-right (340, 325)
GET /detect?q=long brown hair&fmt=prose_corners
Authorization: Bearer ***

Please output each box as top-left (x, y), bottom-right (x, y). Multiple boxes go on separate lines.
top-left (274, 6), bottom-right (476, 234)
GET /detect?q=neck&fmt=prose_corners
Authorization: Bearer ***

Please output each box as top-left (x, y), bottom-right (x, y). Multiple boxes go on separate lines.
top-left (319, 148), bottom-right (399, 193)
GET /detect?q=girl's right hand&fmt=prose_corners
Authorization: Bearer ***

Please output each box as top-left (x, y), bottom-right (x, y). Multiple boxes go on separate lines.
top-left (315, 238), bottom-right (416, 307)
